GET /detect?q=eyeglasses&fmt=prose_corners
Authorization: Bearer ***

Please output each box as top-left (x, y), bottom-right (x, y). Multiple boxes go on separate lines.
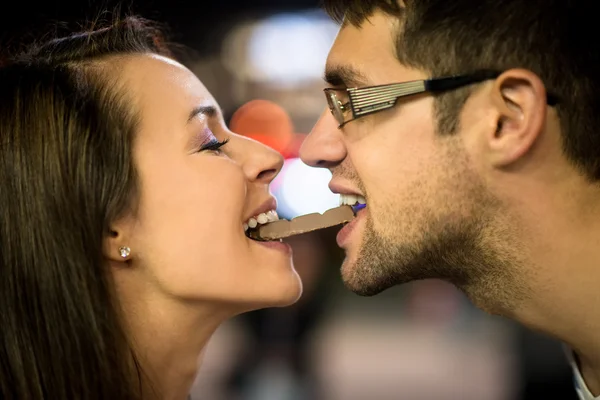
top-left (324, 70), bottom-right (560, 128)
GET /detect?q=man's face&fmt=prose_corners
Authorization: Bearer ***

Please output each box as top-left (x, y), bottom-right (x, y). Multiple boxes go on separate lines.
top-left (301, 11), bottom-right (521, 303)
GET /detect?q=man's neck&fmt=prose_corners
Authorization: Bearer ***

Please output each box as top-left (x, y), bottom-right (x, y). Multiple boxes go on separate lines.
top-left (510, 182), bottom-right (600, 397)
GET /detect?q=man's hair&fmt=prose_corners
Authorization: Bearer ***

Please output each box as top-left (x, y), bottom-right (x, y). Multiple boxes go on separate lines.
top-left (323, 0), bottom-right (600, 181)
top-left (0, 13), bottom-right (172, 400)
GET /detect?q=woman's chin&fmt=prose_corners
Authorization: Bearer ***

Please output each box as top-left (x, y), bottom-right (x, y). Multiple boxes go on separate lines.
top-left (272, 280), bottom-right (303, 307)
top-left (241, 272), bottom-right (303, 311)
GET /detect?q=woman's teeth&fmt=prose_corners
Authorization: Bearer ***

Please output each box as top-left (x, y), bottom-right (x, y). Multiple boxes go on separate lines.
top-left (339, 194), bottom-right (367, 206)
top-left (244, 210), bottom-right (279, 232)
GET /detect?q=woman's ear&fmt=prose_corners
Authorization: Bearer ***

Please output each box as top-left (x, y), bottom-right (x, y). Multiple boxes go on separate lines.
top-left (103, 221), bottom-right (133, 263)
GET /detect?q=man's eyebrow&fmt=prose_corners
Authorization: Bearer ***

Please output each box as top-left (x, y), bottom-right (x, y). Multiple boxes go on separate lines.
top-left (323, 65), bottom-right (369, 87)
top-left (187, 105), bottom-right (218, 124)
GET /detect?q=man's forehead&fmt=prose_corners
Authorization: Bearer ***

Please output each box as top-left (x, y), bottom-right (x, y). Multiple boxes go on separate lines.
top-left (328, 14), bottom-right (398, 60)
top-left (324, 18), bottom-right (405, 87)
top-left (334, 11), bottom-right (399, 47)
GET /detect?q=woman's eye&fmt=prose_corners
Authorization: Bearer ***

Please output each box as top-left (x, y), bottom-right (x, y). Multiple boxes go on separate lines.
top-left (198, 138), bottom-right (229, 154)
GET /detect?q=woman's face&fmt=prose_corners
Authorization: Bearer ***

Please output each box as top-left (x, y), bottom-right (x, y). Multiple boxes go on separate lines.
top-left (111, 54), bottom-right (301, 309)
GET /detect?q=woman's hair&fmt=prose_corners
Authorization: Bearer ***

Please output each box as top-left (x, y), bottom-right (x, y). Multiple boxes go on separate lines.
top-left (0, 15), bottom-right (173, 399)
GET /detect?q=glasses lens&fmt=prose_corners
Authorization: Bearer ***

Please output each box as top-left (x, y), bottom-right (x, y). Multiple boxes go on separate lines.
top-left (326, 91), bottom-right (344, 125)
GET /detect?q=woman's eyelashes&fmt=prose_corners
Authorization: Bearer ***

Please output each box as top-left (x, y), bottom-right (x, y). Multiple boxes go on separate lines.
top-left (198, 137), bottom-right (229, 154)
top-left (194, 128), bottom-right (229, 154)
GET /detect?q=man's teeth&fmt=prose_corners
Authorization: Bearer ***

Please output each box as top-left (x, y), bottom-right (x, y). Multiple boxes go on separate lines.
top-left (244, 210), bottom-right (279, 232)
top-left (339, 194), bottom-right (367, 206)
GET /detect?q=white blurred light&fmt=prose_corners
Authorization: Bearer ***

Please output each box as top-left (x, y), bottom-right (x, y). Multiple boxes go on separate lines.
top-left (245, 12), bottom-right (339, 85)
top-left (272, 158), bottom-right (339, 219)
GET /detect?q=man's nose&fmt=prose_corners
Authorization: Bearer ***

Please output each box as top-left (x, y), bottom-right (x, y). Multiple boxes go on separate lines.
top-left (300, 108), bottom-right (347, 169)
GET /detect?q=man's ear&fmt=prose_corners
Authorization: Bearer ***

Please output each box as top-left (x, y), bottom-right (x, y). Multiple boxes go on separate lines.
top-left (485, 68), bottom-right (549, 167)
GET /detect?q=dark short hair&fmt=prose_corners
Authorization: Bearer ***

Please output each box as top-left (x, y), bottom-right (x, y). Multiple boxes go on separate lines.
top-left (0, 14), bottom-right (172, 399)
top-left (323, 0), bottom-right (600, 181)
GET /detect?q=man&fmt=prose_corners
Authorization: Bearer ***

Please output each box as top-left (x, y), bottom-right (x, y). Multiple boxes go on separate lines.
top-left (299, 1), bottom-right (600, 399)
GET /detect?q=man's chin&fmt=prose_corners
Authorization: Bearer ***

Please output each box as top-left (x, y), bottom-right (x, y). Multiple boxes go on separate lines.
top-left (340, 254), bottom-right (392, 297)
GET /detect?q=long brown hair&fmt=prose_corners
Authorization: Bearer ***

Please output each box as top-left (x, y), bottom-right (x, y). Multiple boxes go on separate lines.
top-left (0, 15), bottom-right (173, 399)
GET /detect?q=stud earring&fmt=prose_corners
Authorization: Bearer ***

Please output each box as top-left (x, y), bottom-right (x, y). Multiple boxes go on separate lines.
top-left (119, 246), bottom-right (131, 259)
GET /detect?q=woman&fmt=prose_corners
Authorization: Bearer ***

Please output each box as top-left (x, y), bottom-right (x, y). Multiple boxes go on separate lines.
top-left (0, 15), bottom-right (302, 400)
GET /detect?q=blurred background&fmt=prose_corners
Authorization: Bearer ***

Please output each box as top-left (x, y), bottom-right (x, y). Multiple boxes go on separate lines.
top-left (1, 1), bottom-right (577, 399)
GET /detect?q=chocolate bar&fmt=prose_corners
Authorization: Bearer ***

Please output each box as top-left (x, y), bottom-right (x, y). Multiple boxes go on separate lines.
top-left (248, 205), bottom-right (355, 241)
